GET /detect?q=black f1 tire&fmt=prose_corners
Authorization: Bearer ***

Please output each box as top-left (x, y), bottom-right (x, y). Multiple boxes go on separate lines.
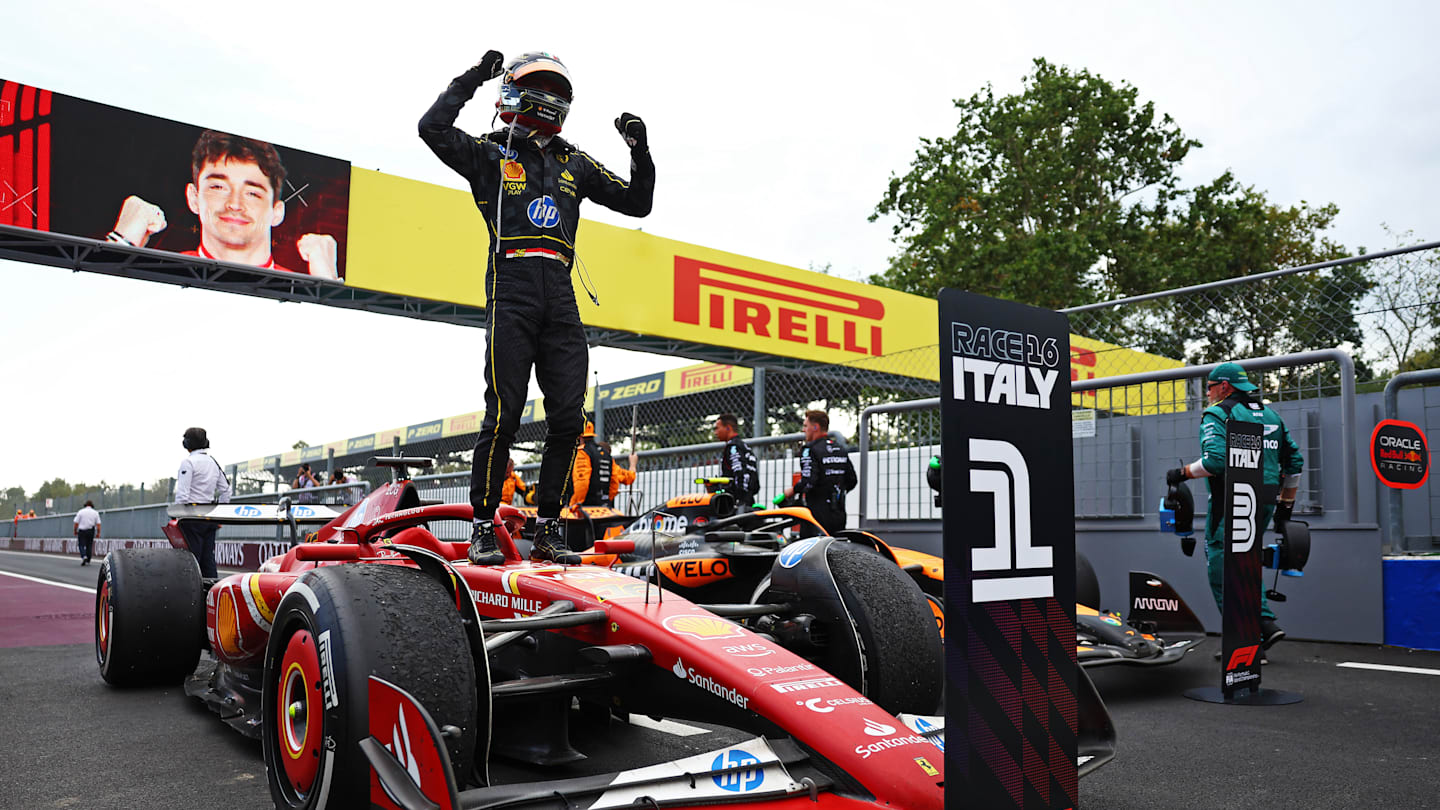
top-left (825, 542), bottom-right (944, 715)
top-left (262, 563), bottom-right (478, 810)
top-left (95, 548), bottom-right (204, 686)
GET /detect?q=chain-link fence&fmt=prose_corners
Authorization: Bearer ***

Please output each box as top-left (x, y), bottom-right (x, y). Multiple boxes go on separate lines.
top-left (1062, 239), bottom-right (1440, 389)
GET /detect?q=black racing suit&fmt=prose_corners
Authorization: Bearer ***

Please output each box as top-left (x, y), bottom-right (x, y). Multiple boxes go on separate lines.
top-left (419, 65), bottom-right (655, 520)
top-left (718, 436), bottom-right (760, 506)
top-left (794, 435), bottom-right (857, 536)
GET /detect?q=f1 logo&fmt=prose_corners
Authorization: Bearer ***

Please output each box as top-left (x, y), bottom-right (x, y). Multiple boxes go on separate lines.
top-left (969, 438), bottom-right (1053, 602)
top-left (1230, 482), bottom-right (1256, 552)
top-left (1226, 645), bottom-right (1259, 671)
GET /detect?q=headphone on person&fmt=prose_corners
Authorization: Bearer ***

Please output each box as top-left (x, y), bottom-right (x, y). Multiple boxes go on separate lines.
top-left (182, 427), bottom-right (209, 452)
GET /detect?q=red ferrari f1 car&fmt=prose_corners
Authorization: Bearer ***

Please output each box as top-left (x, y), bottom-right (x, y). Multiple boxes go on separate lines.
top-left (96, 460), bottom-right (950, 809)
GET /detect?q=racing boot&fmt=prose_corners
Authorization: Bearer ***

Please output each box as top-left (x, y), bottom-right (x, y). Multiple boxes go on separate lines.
top-left (530, 519), bottom-right (580, 565)
top-left (468, 521), bottom-right (504, 566)
top-left (1261, 618), bottom-right (1286, 650)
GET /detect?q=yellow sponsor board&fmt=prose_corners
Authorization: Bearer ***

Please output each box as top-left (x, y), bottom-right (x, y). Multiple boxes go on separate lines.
top-left (344, 169), bottom-right (932, 376)
top-left (664, 364), bottom-right (754, 396)
top-left (1070, 334), bottom-right (1187, 415)
top-left (344, 167), bottom-right (1185, 406)
top-left (443, 411), bottom-right (485, 439)
top-left (281, 450), bottom-right (301, 466)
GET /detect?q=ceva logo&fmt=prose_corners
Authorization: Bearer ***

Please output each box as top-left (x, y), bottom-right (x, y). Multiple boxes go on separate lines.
top-left (673, 257), bottom-right (884, 357)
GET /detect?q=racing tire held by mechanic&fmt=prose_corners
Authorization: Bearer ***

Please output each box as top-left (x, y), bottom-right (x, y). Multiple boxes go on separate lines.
top-left (765, 542), bottom-right (943, 715)
top-left (261, 564), bottom-right (479, 809)
top-left (95, 548), bottom-right (204, 687)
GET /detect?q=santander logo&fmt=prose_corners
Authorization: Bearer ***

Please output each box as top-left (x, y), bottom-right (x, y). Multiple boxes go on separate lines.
top-left (863, 718), bottom-right (897, 737)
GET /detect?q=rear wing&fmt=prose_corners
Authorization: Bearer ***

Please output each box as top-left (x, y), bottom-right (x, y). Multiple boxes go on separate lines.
top-left (167, 502), bottom-right (347, 525)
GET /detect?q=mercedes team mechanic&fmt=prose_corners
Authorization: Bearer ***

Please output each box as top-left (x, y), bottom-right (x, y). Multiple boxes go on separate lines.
top-left (785, 409), bottom-right (857, 536)
top-left (1167, 362), bottom-right (1302, 652)
top-left (419, 50), bottom-right (654, 565)
top-left (713, 412), bottom-right (761, 506)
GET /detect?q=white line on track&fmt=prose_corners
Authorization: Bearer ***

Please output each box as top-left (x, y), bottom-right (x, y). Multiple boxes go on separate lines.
top-left (1338, 661), bottom-right (1440, 677)
top-left (0, 569), bottom-right (93, 594)
top-left (626, 715), bottom-right (711, 737)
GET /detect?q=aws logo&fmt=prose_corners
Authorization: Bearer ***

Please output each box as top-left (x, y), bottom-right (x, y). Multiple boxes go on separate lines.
top-left (673, 257), bottom-right (884, 357)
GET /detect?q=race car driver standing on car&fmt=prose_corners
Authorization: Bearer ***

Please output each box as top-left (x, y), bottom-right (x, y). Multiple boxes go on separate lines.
top-left (420, 50), bottom-right (654, 565)
top-left (784, 410), bottom-right (857, 536)
top-left (1167, 362), bottom-right (1302, 652)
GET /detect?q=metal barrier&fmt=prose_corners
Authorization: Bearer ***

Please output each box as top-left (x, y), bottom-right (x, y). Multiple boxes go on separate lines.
top-left (1072, 350), bottom-right (1359, 524)
top-left (1383, 368), bottom-right (1440, 550)
top-left (857, 398), bottom-right (940, 524)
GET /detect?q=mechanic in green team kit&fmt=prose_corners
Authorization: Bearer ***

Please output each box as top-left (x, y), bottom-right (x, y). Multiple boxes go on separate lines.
top-left (1167, 362), bottom-right (1303, 652)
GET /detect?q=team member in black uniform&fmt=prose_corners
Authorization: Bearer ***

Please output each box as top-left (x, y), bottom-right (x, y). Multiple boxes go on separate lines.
top-left (419, 50), bottom-right (654, 564)
top-left (713, 413), bottom-right (760, 507)
top-left (785, 410), bottom-right (856, 536)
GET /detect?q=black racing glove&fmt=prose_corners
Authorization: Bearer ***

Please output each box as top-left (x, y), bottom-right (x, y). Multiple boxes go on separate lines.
top-left (459, 50), bottom-right (506, 91)
top-left (1165, 467), bottom-right (1187, 487)
top-left (1274, 500), bottom-right (1294, 526)
top-left (615, 112), bottom-right (648, 151)
top-left (1180, 536), bottom-right (1196, 557)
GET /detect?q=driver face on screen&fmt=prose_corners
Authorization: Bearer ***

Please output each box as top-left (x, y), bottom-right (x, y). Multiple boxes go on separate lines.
top-left (186, 157), bottom-right (285, 261)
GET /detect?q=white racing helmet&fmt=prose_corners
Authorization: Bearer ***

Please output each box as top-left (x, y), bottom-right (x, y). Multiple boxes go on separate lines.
top-left (497, 52), bottom-right (572, 135)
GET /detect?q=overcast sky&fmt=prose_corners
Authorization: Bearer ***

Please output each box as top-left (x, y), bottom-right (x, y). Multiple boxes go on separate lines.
top-left (2, 1), bottom-right (1437, 492)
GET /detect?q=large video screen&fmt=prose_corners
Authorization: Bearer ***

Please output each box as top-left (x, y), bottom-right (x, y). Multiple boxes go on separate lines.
top-left (1, 80), bottom-right (350, 280)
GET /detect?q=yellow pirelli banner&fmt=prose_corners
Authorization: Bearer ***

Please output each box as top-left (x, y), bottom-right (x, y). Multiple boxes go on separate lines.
top-left (343, 167), bottom-right (1184, 413)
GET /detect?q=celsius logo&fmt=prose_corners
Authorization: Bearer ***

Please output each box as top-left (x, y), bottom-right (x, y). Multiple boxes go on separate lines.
top-left (711, 750), bottom-right (764, 792)
top-left (233, 505), bottom-right (261, 518)
top-left (949, 321), bottom-right (1061, 410)
top-left (798, 696), bottom-right (872, 713)
top-left (778, 538), bottom-right (819, 568)
top-left (863, 719), bottom-right (897, 737)
top-left (526, 196), bottom-right (560, 228)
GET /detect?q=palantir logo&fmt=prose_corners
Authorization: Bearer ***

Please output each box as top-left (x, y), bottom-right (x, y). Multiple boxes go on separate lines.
top-left (711, 750), bottom-right (764, 792)
top-left (968, 438), bottom-right (1052, 602)
top-left (526, 195), bottom-right (560, 228)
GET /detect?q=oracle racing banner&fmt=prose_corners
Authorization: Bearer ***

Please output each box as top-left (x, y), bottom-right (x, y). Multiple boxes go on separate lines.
top-left (0, 80), bottom-right (350, 279)
top-left (940, 289), bottom-right (1078, 807)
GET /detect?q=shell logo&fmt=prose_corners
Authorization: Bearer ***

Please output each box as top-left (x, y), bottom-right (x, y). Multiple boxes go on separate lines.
top-left (663, 613), bottom-right (745, 640)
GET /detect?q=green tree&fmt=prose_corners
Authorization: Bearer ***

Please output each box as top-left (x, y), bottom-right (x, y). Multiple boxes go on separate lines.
top-left (871, 58), bottom-right (1198, 309)
top-left (871, 58), bottom-right (1363, 370)
top-left (1360, 226), bottom-right (1440, 375)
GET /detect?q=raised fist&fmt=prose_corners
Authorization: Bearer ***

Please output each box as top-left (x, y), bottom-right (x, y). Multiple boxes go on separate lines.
top-left (297, 233), bottom-right (339, 280)
top-left (112, 195), bottom-right (167, 246)
top-left (477, 50), bottom-right (505, 81)
top-left (614, 112), bottom-right (647, 150)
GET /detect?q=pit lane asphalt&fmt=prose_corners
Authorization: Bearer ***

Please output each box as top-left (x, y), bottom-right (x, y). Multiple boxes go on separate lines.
top-left (4, 548), bottom-right (1439, 809)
